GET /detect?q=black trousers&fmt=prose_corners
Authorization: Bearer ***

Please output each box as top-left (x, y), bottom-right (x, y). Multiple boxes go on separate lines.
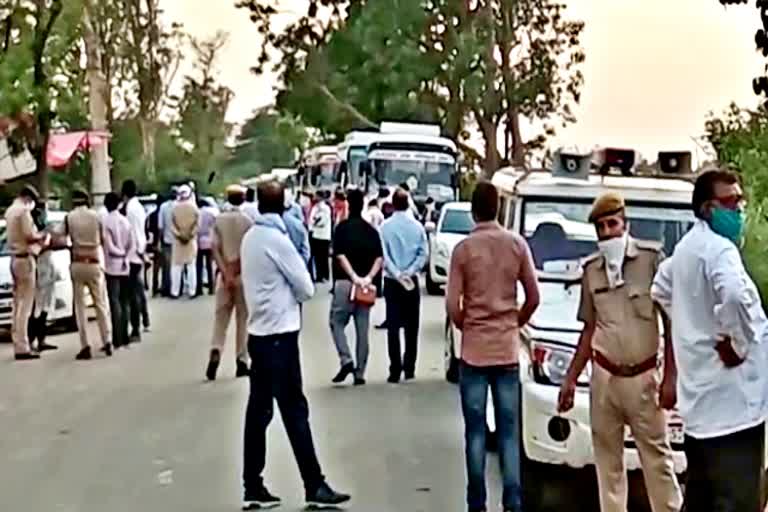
top-left (384, 276), bottom-right (421, 378)
top-left (243, 332), bottom-right (324, 496)
top-left (106, 275), bottom-right (131, 347)
top-left (310, 238), bottom-right (330, 282)
top-left (196, 249), bottom-right (215, 296)
top-left (128, 263), bottom-right (149, 334)
top-left (160, 243), bottom-right (172, 297)
top-left (682, 422), bottom-right (765, 512)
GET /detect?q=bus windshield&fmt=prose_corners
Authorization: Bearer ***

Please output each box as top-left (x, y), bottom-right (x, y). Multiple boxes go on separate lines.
top-left (371, 159), bottom-right (455, 201)
top-left (348, 147), bottom-right (368, 187)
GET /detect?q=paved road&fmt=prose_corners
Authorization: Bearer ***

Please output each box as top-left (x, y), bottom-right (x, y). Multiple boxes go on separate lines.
top-left (1, 286), bottom-right (525, 512)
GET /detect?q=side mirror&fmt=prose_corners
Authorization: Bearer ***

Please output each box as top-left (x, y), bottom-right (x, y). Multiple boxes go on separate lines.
top-left (425, 221), bottom-right (437, 234)
top-left (360, 160), bottom-right (372, 176)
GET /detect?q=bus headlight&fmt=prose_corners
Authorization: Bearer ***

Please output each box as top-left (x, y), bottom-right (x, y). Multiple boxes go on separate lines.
top-left (531, 340), bottom-right (590, 387)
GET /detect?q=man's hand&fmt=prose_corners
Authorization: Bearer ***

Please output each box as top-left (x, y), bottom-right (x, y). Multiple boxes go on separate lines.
top-left (715, 335), bottom-right (745, 368)
top-left (557, 379), bottom-right (577, 413)
top-left (658, 377), bottom-right (677, 410)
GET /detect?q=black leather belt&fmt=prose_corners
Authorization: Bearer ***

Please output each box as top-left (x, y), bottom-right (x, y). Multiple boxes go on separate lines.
top-left (593, 351), bottom-right (657, 378)
top-left (12, 253), bottom-right (30, 258)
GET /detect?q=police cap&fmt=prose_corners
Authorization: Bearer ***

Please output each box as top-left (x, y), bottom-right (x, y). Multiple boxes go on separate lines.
top-left (588, 192), bottom-right (625, 223)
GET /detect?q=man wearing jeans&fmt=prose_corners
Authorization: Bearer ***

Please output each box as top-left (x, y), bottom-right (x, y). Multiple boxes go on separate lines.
top-left (240, 180), bottom-right (350, 510)
top-left (102, 193), bottom-right (134, 349)
top-left (379, 188), bottom-right (428, 383)
top-left (446, 182), bottom-right (540, 512)
top-left (329, 188), bottom-right (383, 386)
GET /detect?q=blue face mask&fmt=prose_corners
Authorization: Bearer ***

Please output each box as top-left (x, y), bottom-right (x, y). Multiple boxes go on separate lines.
top-left (709, 207), bottom-right (744, 244)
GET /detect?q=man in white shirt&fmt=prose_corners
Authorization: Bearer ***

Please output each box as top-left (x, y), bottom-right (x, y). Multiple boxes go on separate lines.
top-left (240, 180), bottom-right (350, 511)
top-left (362, 198), bottom-right (385, 230)
top-left (122, 180), bottom-right (150, 340)
top-left (309, 191), bottom-right (332, 282)
top-left (651, 168), bottom-right (768, 512)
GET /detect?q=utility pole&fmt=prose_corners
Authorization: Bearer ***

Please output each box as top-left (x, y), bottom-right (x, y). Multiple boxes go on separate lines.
top-left (82, 0), bottom-right (111, 205)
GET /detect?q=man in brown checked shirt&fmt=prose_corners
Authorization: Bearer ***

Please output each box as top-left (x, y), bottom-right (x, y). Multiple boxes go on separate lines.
top-left (446, 181), bottom-right (540, 512)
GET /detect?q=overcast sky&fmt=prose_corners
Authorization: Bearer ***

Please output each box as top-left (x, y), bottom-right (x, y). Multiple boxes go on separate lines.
top-left (161, 0), bottom-right (763, 161)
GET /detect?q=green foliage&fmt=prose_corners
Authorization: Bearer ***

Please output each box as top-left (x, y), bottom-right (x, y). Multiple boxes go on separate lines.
top-left (705, 103), bottom-right (768, 305)
top-left (221, 107), bottom-right (312, 183)
top-left (238, 0), bottom-right (586, 173)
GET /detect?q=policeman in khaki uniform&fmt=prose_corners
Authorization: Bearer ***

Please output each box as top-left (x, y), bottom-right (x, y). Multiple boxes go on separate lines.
top-left (63, 189), bottom-right (113, 360)
top-left (558, 192), bottom-right (682, 512)
top-left (205, 185), bottom-right (253, 381)
top-left (6, 185), bottom-right (48, 360)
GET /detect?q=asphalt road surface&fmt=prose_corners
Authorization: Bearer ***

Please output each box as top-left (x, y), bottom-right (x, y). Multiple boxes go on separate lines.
top-left (0, 284), bottom-right (635, 512)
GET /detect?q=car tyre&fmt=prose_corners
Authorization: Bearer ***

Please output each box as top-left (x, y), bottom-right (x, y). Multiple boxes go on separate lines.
top-left (426, 269), bottom-right (442, 296)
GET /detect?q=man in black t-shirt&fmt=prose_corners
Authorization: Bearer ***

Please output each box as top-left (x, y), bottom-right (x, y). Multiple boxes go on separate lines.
top-left (330, 189), bottom-right (384, 386)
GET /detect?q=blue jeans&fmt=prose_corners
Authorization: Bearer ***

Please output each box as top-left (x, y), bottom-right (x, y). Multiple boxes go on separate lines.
top-left (460, 362), bottom-right (522, 512)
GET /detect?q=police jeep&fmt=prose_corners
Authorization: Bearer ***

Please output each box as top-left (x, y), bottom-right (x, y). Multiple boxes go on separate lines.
top-left (444, 149), bottom-right (768, 508)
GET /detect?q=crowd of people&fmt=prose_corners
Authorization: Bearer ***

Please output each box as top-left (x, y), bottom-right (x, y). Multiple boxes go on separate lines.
top-left (8, 167), bottom-right (764, 512)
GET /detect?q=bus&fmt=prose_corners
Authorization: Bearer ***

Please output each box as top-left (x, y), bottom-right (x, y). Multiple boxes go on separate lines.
top-left (298, 145), bottom-right (342, 193)
top-left (356, 122), bottom-right (460, 208)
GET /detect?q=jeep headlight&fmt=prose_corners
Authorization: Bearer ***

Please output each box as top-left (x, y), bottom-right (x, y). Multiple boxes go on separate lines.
top-left (531, 340), bottom-right (590, 386)
top-left (436, 242), bottom-right (450, 259)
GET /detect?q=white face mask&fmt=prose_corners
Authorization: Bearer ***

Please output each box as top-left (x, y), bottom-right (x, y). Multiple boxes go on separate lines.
top-left (597, 232), bottom-right (628, 288)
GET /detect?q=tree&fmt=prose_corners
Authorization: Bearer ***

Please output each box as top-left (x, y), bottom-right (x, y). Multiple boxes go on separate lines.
top-left (237, 0), bottom-right (586, 177)
top-left (120, 0), bottom-right (184, 179)
top-left (175, 32), bottom-right (235, 191)
top-left (0, 0), bottom-right (85, 197)
top-left (221, 107), bottom-right (312, 182)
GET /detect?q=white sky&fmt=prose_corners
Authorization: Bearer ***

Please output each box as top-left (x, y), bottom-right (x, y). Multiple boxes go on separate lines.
top-left (161, 0), bottom-right (764, 161)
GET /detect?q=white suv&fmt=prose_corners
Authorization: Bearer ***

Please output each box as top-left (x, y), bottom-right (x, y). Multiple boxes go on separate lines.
top-left (427, 202), bottom-right (474, 295)
top-left (445, 169), bottom-right (768, 507)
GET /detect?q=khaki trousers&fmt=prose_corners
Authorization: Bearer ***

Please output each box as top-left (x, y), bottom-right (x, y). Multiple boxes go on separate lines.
top-left (590, 365), bottom-right (682, 512)
top-left (11, 256), bottom-right (36, 355)
top-left (71, 262), bottom-right (112, 349)
top-left (211, 275), bottom-right (247, 362)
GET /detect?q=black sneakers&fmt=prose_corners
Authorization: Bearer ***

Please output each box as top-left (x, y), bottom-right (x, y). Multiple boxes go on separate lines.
top-left (75, 347), bottom-right (92, 361)
top-left (306, 481), bottom-right (351, 509)
top-left (332, 363), bottom-right (355, 384)
top-left (236, 359), bottom-right (250, 378)
top-left (206, 349), bottom-right (221, 381)
top-left (242, 485), bottom-right (281, 510)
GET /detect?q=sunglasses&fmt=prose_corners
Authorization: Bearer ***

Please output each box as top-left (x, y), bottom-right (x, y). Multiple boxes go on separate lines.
top-left (712, 194), bottom-right (745, 211)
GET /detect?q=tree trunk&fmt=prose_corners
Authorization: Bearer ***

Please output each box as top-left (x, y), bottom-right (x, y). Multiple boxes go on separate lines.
top-left (508, 106), bottom-right (525, 167)
top-left (139, 117), bottom-right (156, 179)
top-left (479, 115), bottom-right (500, 180)
top-left (83, 0), bottom-right (111, 205)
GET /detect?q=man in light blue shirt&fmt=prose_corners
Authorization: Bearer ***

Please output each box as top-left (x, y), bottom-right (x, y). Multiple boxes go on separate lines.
top-left (379, 188), bottom-right (428, 383)
top-left (651, 169), bottom-right (768, 512)
top-left (240, 180), bottom-right (350, 511)
top-left (284, 195), bottom-right (311, 264)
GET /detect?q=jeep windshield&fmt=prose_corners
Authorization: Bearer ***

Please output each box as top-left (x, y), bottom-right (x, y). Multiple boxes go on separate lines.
top-left (522, 198), bottom-right (695, 278)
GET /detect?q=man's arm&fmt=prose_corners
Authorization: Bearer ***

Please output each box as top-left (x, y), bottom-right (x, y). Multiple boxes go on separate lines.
top-left (446, 244), bottom-right (465, 330)
top-left (650, 259), bottom-right (673, 315)
top-left (709, 246), bottom-right (761, 361)
top-left (380, 226), bottom-right (400, 278)
top-left (268, 238), bottom-right (315, 302)
top-left (558, 273), bottom-right (595, 413)
top-left (405, 225), bottom-right (428, 276)
top-left (658, 306), bottom-right (677, 409)
top-left (517, 242), bottom-right (541, 328)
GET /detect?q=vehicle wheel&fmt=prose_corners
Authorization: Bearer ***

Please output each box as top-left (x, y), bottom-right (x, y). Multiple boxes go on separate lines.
top-left (426, 270), bottom-right (442, 296)
top-left (445, 321), bottom-right (460, 384)
top-left (63, 314), bottom-right (78, 333)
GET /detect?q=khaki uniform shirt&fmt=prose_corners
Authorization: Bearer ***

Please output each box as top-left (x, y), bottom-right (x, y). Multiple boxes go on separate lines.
top-left (578, 238), bottom-right (663, 366)
top-left (171, 201), bottom-right (200, 264)
top-left (66, 206), bottom-right (102, 260)
top-left (5, 200), bottom-right (36, 256)
top-left (213, 210), bottom-right (252, 265)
